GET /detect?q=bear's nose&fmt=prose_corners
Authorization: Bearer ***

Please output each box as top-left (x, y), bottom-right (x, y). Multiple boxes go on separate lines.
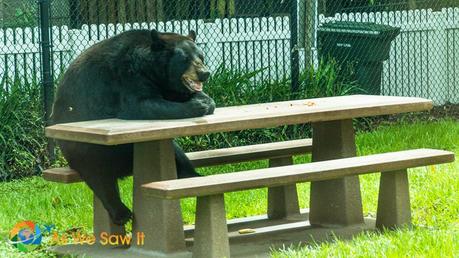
top-left (198, 71), bottom-right (210, 82)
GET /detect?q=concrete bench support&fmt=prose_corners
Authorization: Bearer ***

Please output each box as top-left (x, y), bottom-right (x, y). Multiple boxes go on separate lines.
top-left (310, 119), bottom-right (364, 226)
top-left (93, 193), bottom-right (126, 243)
top-left (131, 140), bottom-right (187, 255)
top-left (142, 148), bottom-right (453, 257)
top-left (193, 194), bottom-right (230, 258)
top-left (376, 169), bottom-right (412, 230)
top-left (267, 157), bottom-right (300, 219)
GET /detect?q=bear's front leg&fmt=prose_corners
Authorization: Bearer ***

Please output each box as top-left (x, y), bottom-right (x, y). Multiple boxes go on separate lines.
top-left (192, 91), bottom-right (216, 115)
top-left (173, 142), bottom-right (201, 178)
top-left (118, 92), bottom-right (214, 120)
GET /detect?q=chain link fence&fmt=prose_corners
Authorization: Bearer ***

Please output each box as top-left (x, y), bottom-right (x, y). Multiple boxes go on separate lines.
top-left (0, 0), bottom-right (458, 115)
top-left (0, 0), bottom-right (457, 179)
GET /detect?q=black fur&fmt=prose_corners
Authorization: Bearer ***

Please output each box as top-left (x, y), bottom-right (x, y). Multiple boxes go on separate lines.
top-left (51, 30), bottom-right (215, 225)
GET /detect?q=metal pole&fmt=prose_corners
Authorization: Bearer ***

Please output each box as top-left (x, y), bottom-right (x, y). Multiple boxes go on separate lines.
top-left (290, 0), bottom-right (299, 92)
top-left (38, 0), bottom-right (55, 160)
top-left (69, 0), bottom-right (82, 29)
top-left (298, 0), bottom-right (318, 68)
top-left (0, 0), bottom-right (4, 27)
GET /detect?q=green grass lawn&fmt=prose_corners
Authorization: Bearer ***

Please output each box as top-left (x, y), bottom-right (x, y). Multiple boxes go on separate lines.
top-left (0, 119), bottom-right (458, 257)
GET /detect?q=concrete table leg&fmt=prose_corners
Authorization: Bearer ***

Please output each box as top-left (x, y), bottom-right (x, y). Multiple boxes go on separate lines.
top-left (131, 140), bottom-right (188, 255)
top-left (193, 194), bottom-right (230, 258)
top-left (376, 169), bottom-right (412, 230)
top-left (267, 157), bottom-right (300, 219)
top-left (93, 193), bottom-right (126, 243)
top-left (309, 120), bottom-right (364, 226)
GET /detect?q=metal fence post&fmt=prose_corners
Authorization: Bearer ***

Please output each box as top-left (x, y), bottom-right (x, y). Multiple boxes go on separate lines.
top-left (290, 0), bottom-right (299, 92)
top-left (38, 0), bottom-right (55, 160)
top-left (69, 0), bottom-right (82, 29)
top-left (298, 0), bottom-right (318, 69)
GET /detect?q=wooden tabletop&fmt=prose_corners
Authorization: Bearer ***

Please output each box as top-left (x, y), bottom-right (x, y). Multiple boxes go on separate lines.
top-left (45, 95), bottom-right (432, 145)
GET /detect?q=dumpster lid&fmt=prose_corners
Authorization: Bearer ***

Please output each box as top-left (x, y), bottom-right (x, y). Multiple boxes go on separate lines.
top-left (318, 21), bottom-right (400, 37)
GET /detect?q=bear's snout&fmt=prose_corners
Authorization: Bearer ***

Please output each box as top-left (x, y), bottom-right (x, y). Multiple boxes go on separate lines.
top-left (198, 70), bottom-right (210, 82)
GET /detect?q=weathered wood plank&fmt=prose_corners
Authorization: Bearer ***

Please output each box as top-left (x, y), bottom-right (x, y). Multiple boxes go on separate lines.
top-left (42, 139), bottom-right (313, 183)
top-left (188, 138), bottom-right (312, 167)
top-left (42, 167), bottom-right (82, 183)
top-left (142, 149), bottom-right (454, 199)
top-left (45, 95), bottom-right (432, 145)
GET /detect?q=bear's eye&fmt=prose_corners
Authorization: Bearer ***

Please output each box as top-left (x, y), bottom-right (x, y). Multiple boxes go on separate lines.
top-left (184, 55), bottom-right (194, 63)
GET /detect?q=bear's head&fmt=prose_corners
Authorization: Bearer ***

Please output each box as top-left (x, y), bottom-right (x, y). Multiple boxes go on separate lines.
top-left (151, 30), bottom-right (210, 98)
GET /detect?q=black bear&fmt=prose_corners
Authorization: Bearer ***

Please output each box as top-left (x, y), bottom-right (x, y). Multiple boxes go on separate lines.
top-left (51, 29), bottom-right (216, 225)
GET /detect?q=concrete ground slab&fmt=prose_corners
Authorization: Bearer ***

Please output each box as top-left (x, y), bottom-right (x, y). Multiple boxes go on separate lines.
top-left (50, 211), bottom-right (375, 258)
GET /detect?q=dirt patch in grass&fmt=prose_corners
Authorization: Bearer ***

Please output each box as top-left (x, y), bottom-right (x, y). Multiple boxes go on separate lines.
top-left (358, 103), bottom-right (459, 132)
top-left (415, 103), bottom-right (459, 120)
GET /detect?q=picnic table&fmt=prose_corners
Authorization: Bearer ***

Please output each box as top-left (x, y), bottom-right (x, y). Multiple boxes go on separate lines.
top-left (45, 95), bottom-right (445, 258)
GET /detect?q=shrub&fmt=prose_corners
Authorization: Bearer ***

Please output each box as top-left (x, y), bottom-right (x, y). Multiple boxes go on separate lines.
top-left (0, 77), bottom-right (49, 180)
top-left (296, 59), bottom-right (360, 99)
top-left (0, 60), bottom-right (358, 180)
top-left (2, 1), bottom-right (38, 28)
top-left (177, 61), bottom-right (359, 151)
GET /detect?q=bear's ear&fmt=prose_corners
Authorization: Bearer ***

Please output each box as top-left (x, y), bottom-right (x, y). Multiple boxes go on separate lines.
top-left (188, 30), bottom-right (196, 42)
top-left (151, 29), bottom-right (165, 51)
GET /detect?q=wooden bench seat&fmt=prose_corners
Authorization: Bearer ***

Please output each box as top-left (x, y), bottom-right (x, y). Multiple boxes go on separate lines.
top-left (42, 139), bottom-right (312, 183)
top-left (43, 139), bottom-right (312, 235)
top-left (142, 148), bottom-right (454, 258)
top-left (143, 148), bottom-right (453, 199)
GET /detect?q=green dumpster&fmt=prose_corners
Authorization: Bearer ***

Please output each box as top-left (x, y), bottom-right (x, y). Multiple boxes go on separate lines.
top-left (318, 21), bottom-right (401, 95)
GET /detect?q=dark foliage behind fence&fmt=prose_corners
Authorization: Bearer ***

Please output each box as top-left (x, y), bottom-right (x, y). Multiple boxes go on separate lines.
top-left (0, 0), bottom-right (458, 179)
top-left (1, 0), bottom-right (458, 108)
